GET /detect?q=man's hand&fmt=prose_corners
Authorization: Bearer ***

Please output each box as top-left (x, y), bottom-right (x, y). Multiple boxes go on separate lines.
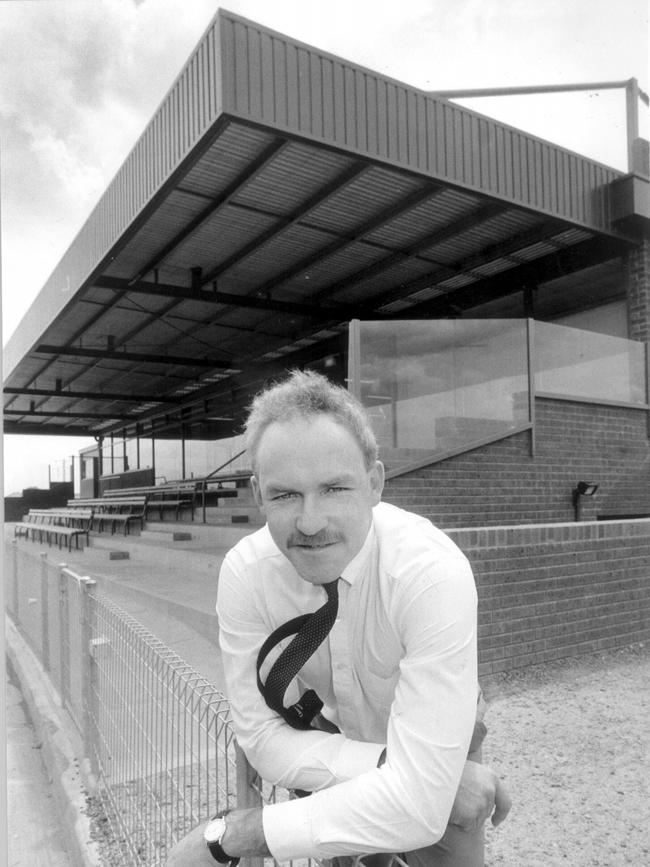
top-left (165, 807), bottom-right (270, 865)
top-left (448, 761), bottom-right (511, 832)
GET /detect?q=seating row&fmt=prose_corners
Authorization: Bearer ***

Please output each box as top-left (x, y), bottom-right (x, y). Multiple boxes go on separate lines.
top-left (67, 496), bottom-right (147, 533)
top-left (14, 508), bottom-right (93, 551)
top-left (101, 482), bottom-right (240, 521)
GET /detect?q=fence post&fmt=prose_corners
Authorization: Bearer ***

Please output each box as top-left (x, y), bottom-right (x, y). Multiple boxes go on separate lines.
top-left (80, 577), bottom-right (97, 778)
top-left (11, 539), bottom-right (19, 619)
top-left (235, 742), bottom-right (264, 867)
top-left (58, 563), bottom-right (71, 709)
top-left (40, 553), bottom-right (50, 671)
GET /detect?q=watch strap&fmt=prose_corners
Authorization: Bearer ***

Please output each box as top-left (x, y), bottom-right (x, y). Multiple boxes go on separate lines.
top-left (206, 810), bottom-right (240, 866)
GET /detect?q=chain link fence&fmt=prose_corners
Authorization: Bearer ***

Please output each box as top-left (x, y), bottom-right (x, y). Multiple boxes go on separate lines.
top-left (5, 540), bottom-right (402, 867)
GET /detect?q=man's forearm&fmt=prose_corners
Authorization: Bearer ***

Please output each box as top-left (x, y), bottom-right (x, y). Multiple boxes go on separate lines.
top-left (165, 808), bottom-right (269, 865)
top-left (165, 759), bottom-right (510, 865)
top-left (222, 807), bottom-right (270, 858)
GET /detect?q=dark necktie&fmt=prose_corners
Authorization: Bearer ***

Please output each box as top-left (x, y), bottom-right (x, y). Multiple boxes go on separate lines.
top-left (257, 580), bottom-right (339, 730)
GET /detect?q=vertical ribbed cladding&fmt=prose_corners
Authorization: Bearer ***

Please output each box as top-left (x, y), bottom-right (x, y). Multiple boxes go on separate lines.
top-left (219, 10), bottom-right (619, 232)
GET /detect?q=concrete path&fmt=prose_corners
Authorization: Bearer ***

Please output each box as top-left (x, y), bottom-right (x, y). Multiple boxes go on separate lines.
top-left (5, 518), bottom-right (242, 866)
top-left (6, 657), bottom-right (73, 866)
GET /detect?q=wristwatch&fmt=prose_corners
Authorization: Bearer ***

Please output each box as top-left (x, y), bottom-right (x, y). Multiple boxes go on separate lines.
top-left (204, 811), bottom-right (240, 865)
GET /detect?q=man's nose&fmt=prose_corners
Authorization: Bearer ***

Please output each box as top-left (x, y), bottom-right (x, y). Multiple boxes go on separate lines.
top-left (295, 496), bottom-right (327, 535)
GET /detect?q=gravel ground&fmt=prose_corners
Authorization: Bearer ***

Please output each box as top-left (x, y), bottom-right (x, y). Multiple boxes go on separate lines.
top-left (481, 643), bottom-right (649, 866)
top-left (84, 641), bottom-right (649, 866)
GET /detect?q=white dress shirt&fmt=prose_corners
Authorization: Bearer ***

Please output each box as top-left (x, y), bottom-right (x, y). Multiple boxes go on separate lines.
top-left (216, 501), bottom-right (478, 861)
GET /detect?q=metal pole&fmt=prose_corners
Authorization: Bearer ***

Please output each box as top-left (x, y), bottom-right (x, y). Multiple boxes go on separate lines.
top-left (40, 553), bottom-right (50, 671)
top-left (11, 539), bottom-right (19, 618)
top-left (626, 78), bottom-right (640, 173)
top-left (429, 79), bottom-right (649, 101)
top-left (80, 577), bottom-right (97, 777)
top-left (348, 319), bottom-right (362, 399)
top-left (59, 564), bottom-right (71, 708)
top-left (527, 318), bottom-right (536, 458)
top-left (431, 77), bottom-right (650, 175)
top-left (235, 742), bottom-right (264, 867)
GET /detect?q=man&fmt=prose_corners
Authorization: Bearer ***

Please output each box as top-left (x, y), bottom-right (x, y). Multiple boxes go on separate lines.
top-left (167, 370), bottom-right (510, 866)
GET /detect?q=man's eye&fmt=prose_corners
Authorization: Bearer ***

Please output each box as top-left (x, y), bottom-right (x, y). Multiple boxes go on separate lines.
top-left (326, 486), bottom-right (347, 494)
top-left (273, 492), bottom-right (296, 501)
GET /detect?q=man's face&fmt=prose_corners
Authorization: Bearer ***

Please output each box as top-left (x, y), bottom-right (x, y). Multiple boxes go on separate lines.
top-left (251, 414), bottom-right (384, 585)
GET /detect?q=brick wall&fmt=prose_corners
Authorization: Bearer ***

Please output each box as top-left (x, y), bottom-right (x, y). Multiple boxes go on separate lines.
top-left (447, 520), bottom-right (650, 677)
top-left (383, 398), bottom-right (650, 527)
top-left (626, 238), bottom-right (650, 342)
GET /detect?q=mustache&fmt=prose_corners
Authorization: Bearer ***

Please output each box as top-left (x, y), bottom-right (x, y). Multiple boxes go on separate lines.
top-left (288, 531), bottom-right (343, 548)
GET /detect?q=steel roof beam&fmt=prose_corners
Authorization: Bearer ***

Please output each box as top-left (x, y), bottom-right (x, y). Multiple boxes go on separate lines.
top-left (3, 386), bottom-right (182, 404)
top-left (4, 409), bottom-right (136, 421)
top-left (34, 344), bottom-right (233, 368)
top-left (95, 276), bottom-right (390, 320)
top-left (310, 202), bottom-right (507, 304)
top-left (405, 236), bottom-right (627, 315)
top-left (129, 138), bottom-right (290, 285)
top-left (250, 184), bottom-right (450, 299)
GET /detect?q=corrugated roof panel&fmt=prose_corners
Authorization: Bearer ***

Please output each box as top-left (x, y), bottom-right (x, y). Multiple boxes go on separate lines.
top-left (279, 243), bottom-right (396, 295)
top-left (366, 188), bottom-right (481, 249)
top-left (330, 258), bottom-right (442, 305)
top-left (102, 189), bottom-right (217, 280)
top-left (513, 241), bottom-right (563, 262)
top-left (234, 142), bottom-right (356, 214)
top-left (469, 258), bottom-right (521, 278)
top-left (221, 223), bottom-right (355, 288)
top-left (167, 204), bottom-right (280, 274)
top-left (307, 168), bottom-right (425, 236)
top-left (421, 215), bottom-right (535, 263)
top-left (181, 123), bottom-right (280, 197)
top-left (433, 273), bottom-right (477, 291)
top-left (551, 228), bottom-right (593, 246)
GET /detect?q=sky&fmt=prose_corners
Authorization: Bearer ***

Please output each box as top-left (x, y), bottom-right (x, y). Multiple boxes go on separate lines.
top-left (1, 0), bottom-right (648, 495)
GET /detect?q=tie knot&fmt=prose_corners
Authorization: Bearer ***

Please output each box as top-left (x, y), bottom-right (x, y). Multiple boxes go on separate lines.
top-left (324, 579), bottom-right (339, 601)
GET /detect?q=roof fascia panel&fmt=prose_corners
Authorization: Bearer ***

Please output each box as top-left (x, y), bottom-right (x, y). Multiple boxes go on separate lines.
top-left (219, 10), bottom-right (624, 234)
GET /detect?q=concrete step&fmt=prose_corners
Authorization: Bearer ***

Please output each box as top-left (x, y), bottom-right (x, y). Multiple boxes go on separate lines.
top-left (89, 535), bottom-right (228, 576)
top-left (137, 520), bottom-right (260, 546)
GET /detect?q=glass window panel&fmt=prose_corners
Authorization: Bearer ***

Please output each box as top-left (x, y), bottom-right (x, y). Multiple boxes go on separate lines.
top-left (101, 440), bottom-right (112, 474)
top-left (139, 438), bottom-right (153, 470)
top-left (356, 319), bottom-right (530, 461)
top-left (154, 439), bottom-right (183, 483)
top-left (125, 437), bottom-right (138, 472)
top-left (535, 321), bottom-right (647, 405)
top-left (185, 434), bottom-right (248, 478)
top-left (110, 437), bottom-right (126, 474)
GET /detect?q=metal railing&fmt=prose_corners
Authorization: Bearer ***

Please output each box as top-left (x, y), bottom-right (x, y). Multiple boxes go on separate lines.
top-left (5, 541), bottom-right (403, 867)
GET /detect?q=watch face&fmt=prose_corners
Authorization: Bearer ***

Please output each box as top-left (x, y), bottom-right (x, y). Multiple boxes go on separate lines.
top-left (204, 817), bottom-right (227, 844)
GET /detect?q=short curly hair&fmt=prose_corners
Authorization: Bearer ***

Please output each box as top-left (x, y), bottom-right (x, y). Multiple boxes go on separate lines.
top-left (245, 369), bottom-right (378, 473)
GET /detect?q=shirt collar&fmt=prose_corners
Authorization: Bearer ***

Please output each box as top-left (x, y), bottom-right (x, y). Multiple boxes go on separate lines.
top-left (340, 518), bottom-right (376, 586)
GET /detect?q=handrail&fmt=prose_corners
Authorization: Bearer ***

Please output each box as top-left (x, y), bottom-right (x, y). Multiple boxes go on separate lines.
top-left (205, 449), bottom-right (247, 480)
top-left (197, 450), bottom-right (249, 523)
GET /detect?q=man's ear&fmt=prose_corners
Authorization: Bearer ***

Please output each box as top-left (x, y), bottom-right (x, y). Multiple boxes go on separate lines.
top-left (369, 460), bottom-right (385, 504)
top-left (250, 475), bottom-right (264, 510)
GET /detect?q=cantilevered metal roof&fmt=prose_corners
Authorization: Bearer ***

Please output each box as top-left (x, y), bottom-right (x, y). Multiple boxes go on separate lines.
top-left (3, 9), bottom-right (642, 440)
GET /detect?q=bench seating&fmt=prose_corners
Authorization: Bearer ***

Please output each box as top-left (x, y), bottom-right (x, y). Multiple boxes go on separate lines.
top-left (67, 496), bottom-right (147, 534)
top-left (14, 508), bottom-right (93, 551)
top-left (103, 485), bottom-right (196, 521)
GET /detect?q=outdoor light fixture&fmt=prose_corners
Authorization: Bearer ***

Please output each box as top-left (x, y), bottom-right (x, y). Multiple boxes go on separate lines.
top-left (572, 480), bottom-right (599, 521)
